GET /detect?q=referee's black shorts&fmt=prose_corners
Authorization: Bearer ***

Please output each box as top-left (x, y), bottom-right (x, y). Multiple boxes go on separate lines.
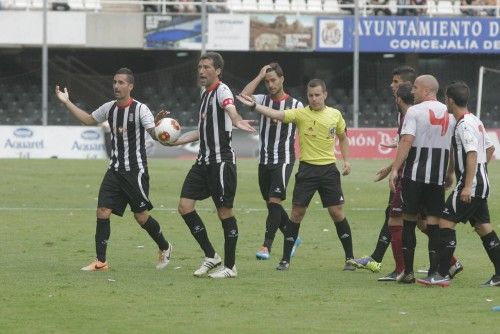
top-left (401, 178), bottom-right (444, 217)
top-left (97, 169), bottom-right (153, 216)
top-left (181, 162), bottom-right (237, 208)
top-left (292, 162), bottom-right (344, 208)
top-left (258, 163), bottom-right (294, 201)
top-left (441, 191), bottom-right (490, 226)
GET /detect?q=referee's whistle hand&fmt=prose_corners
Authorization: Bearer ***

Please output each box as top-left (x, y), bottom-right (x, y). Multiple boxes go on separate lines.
top-left (342, 161), bottom-right (351, 176)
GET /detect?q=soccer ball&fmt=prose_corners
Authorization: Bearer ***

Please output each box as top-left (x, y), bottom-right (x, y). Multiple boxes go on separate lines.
top-left (155, 117), bottom-right (181, 144)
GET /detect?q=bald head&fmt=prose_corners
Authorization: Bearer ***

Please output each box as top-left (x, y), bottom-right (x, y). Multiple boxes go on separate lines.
top-left (412, 75), bottom-right (439, 103)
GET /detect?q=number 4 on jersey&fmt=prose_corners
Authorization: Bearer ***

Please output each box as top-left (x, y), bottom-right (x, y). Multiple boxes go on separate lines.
top-left (428, 109), bottom-right (449, 136)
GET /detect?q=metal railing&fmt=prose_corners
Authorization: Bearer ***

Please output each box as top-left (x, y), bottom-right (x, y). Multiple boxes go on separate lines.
top-left (1, 0), bottom-right (498, 17)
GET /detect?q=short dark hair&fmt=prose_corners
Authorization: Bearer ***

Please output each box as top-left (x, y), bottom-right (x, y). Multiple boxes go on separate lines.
top-left (307, 78), bottom-right (327, 92)
top-left (266, 63), bottom-right (284, 77)
top-left (396, 83), bottom-right (414, 105)
top-left (115, 67), bottom-right (134, 84)
top-left (446, 81), bottom-right (470, 107)
top-left (392, 66), bottom-right (417, 84)
top-left (199, 52), bottom-right (224, 77)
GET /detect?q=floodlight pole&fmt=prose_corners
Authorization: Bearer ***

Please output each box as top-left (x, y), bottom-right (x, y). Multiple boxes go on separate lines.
top-left (42, 0), bottom-right (48, 126)
top-left (353, 0), bottom-right (360, 128)
top-left (476, 66), bottom-right (484, 118)
top-left (201, 0), bottom-right (207, 54)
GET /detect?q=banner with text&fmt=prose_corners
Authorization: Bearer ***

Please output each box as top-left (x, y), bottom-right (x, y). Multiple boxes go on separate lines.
top-left (316, 16), bottom-right (499, 53)
top-left (207, 14), bottom-right (250, 51)
top-left (0, 126), bottom-right (107, 159)
top-left (144, 15), bottom-right (202, 49)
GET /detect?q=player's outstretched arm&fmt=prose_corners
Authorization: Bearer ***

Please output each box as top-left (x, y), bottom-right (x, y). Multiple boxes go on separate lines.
top-left (236, 94), bottom-right (285, 122)
top-left (240, 65), bottom-right (271, 96)
top-left (55, 85), bottom-right (96, 125)
top-left (169, 130), bottom-right (200, 146)
top-left (225, 104), bottom-right (256, 133)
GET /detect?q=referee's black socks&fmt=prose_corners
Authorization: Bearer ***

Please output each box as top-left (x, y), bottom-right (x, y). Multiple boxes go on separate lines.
top-left (282, 219), bottom-right (300, 262)
top-left (95, 218), bottom-right (110, 263)
top-left (182, 211), bottom-right (216, 258)
top-left (334, 218), bottom-right (354, 260)
top-left (142, 216), bottom-right (169, 251)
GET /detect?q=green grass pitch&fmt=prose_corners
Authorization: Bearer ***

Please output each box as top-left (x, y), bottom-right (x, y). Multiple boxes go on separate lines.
top-left (1, 158), bottom-right (499, 333)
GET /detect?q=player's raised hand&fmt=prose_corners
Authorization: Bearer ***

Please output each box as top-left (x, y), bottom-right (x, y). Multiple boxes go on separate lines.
top-left (342, 161), bottom-right (351, 176)
top-left (55, 85), bottom-right (69, 103)
top-left (236, 94), bottom-right (255, 107)
top-left (259, 64), bottom-right (272, 78)
top-left (235, 119), bottom-right (256, 133)
top-left (374, 166), bottom-right (391, 182)
top-left (155, 110), bottom-right (170, 124)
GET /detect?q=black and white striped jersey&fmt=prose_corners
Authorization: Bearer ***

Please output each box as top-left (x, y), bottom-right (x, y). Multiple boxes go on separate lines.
top-left (254, 94), bottom-right (302, 165)
top-left (92, 99), bottom-right (154, 172)
top-left (400, 100), bottom-right (455, 185)
top-left (452, 112), bottom-right (492, 199)
top-left (197, 81), bottom-right (236, 165)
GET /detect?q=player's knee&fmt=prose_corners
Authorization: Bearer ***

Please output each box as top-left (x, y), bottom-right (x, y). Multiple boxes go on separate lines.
top-left (178, 200), bottom-right (193, 215)
top-left (217, 207), bottom-right (233, 220)
top-left (96, 207), bottom-right (112, 219)
top-left (290, 206), bottom-right (306, 223)
top-left (134, 212), bottom-right (149, 225)
top-left (474, 223), bottom-right (492, 237)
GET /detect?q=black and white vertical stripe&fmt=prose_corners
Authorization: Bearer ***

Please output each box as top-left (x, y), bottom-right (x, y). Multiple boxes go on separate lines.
top-left (452, 115), bottom-right (490, 199)
top-left (403, 146), bottom-right (450, 185)
top-left (197, 85), bottom-right (235, 165)
top-left (107, 101), bottom-right (148, 172)
top-left (259, 95), bottom-right (300, 165)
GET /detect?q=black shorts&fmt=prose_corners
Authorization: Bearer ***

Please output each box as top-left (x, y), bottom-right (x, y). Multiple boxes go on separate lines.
top-left (258, 163), bottom-right (294, 201)
top-left (181, 162), bottom-right (237, 208)
top-left (441, 192), bottom-right (490, 226)
top-left (98, 169), bottom-right (153, 217)
top-left (292, 162), bottom-right (344, 208)
top-left (401, 178), bottom-right (444, 217)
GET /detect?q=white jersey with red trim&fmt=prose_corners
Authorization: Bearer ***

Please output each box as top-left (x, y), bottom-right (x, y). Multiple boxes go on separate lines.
top-left (452, 112), bottom-right (492, 199)
top-left (400, 100), bottom-right (455, 185)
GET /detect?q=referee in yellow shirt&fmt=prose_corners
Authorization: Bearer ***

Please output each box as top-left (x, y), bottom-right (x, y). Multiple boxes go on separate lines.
top-left (237, 79), bottom-right (356, 271)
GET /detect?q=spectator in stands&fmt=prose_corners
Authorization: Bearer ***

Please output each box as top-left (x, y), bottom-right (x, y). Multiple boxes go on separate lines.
top-left (411, 0), bottom-right (427, 15)
top-left (340, 0), bottom-right (355, 14)
top-left (397, 0), bottom-right (426, 15)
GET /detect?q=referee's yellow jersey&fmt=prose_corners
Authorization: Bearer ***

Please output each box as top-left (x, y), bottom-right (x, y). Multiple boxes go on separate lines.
top-left (283, 106), bottom-right (346, 165)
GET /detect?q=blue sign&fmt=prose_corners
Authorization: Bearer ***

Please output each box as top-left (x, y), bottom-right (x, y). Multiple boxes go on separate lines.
top-left (316, 16), bottom-right (500, 53)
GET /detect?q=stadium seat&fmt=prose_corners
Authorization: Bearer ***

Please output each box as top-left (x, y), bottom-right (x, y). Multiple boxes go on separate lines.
top-left (68, 0), bottom-right (85, 10)
top-left (275, 0), bottom-right (291, 11)
top-left (84, 0), bottom-right (101, 11)
top-left (241, 0), bottom-right (258, 10)
top-left (437, 0), bottom-right (455, 15)
top-left (427, 0), bottom-right (437, 15)
top-left (323, 0), bottom-right (341, 13)
top-left (291, 0), bottom-right (307, 11)
top-left (258, 0), bottom-right (274, 11)
top-left (307, 0), bottom-right (323, 11)
top-left (226, 0), bottom-right (242, 10)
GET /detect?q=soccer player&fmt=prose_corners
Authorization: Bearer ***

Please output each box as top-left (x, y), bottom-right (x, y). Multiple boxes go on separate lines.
top-left (389, 74), bottom-right (455, 284)
top-left (348, 66), bottom-right (417, 279)
top-left (54, 67), bottom-right (172, 271)
top-left (417, 81), bottom-right (499, 287)
top-left (164, 52), bottom-right (255, 278)
top-left (238, 79), bottom-right (356, 271)
top-left (240, 63), bottom-right (303, 261)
